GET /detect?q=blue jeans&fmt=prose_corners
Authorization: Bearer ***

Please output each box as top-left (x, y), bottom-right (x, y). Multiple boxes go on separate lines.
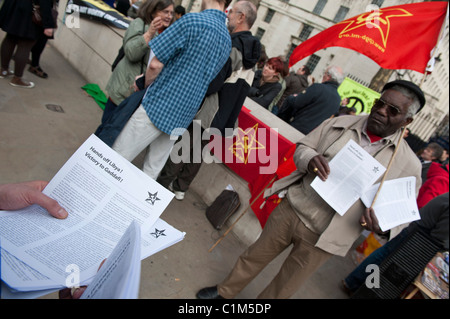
top-left (100, 98), bottom-right (117, 127)
top-left (344, 228), bottom-right (410, 292)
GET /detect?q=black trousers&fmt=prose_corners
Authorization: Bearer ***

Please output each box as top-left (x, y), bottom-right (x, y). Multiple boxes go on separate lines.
top-left (157, 123), bottom-right (209, 192)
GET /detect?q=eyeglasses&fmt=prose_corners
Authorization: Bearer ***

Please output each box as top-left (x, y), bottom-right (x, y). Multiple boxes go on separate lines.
top-left (372, 98), bottom-right (402, 116)
top-left (228, 9), bottom-right (243, 15)
top-left (160, 9), bottom-right (174, 16)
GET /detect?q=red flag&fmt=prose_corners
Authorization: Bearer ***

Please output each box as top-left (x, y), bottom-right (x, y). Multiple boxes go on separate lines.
top-left (289, 2), bottom-right (448, 73)
top-left (211, 107), bottom-right (295, 227)
top-left (249, 143), bottom-right (297, 228)
top-left (215, 106), bottom-right (293, 186)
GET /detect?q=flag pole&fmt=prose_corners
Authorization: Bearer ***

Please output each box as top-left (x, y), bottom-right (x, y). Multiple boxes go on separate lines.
top-left (419, 73), bottom-right (427, 88)
top-left (370, 126), bottom-right (408, 208)
top-left (208, 175), bottom-right (277, 253)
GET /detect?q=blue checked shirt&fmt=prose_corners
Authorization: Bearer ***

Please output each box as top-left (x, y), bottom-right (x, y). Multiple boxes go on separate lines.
top-left (142, 9), bottom-right (231, 136)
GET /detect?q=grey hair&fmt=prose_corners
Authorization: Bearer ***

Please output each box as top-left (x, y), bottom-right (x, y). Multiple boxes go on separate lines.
top-left (325, 66), bottom-right (344, 84)
top-left (383, 85), bottom-right (421, 118)
top-left (237, 1), bottom-right (257, 28)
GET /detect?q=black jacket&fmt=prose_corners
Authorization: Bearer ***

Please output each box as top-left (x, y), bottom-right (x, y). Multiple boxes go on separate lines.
top-left (0, 0), bottom-right (55, 40)
top-left (278, 81), bottom-right (341, 135)
top-left (208, 31), bottom-right (261, 135)
top-left (248, 69), bottom-right (282, 109)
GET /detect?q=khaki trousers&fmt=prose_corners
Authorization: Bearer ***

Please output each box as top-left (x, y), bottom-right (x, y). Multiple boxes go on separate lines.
top-left (217, 199), bottom-right (332, 299)
top-left (112, 105), bottom-right (176, 179)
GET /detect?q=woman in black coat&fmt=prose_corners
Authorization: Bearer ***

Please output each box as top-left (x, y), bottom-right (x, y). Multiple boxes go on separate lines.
top-left (0, 0), bottom-right (55, 88)
top-left (247, 57), bottom-right (284, 109)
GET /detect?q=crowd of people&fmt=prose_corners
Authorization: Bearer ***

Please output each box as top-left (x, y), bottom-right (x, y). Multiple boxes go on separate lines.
top-left (0, 0), bottom-right (448, 300)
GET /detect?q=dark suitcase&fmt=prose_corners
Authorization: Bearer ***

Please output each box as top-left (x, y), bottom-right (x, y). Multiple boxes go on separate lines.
top-left (206, 189), bottom-right (241, 230)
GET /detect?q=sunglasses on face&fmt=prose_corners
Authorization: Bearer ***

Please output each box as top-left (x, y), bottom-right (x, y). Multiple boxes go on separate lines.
top-left (373, 98), bottom-right (402, 116)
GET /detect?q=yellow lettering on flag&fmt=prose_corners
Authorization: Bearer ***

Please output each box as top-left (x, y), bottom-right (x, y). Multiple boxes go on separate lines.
top-left (338, 8), bottom-right (413, 50)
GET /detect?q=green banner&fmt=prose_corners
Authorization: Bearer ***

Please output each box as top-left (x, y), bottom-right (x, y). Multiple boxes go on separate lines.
top-left (338, 78), bottom-right (380, 114)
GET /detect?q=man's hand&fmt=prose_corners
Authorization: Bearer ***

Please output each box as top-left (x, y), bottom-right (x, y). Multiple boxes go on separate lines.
top-left (58, 286), bottom-right (87, 299)
top-left (145, 56), bottom-right (164, 87)
top-left (308, 155), bottom-right (330, 181)
top-left (359, 207), bottom-right (383, 233)
top-left (44, 28), bottom-right (54, 37)
top-left (0, 181), bottom-right (68, 219)
top-left (133, 74), bottom-right (144, 92)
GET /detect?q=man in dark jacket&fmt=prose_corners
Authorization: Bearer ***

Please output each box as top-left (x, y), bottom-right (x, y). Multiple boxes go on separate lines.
top-left (277, 66), bottom-right (344, 135)
top-left (157, 0), bottom-right (260, 200)
top-left (276, 65), bottom-right (311, 110)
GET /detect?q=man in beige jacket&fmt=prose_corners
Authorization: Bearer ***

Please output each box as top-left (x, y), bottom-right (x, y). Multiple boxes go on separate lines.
top-left (197, 80), bottom-right (426, 299)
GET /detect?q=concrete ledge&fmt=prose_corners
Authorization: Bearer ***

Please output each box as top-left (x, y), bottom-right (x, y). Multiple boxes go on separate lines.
top-left (53, 5), bottom-right (125, 90)
top-left (52, 11), bottom-right (305, 246)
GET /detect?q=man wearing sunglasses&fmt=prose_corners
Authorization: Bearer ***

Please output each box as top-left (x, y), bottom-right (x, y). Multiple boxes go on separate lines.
top-left (197, 80), bottom-right (425, 299)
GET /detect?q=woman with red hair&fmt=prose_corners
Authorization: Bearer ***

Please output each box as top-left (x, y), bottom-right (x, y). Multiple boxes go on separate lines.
top-left (248, 57), bottom-right (286, 109)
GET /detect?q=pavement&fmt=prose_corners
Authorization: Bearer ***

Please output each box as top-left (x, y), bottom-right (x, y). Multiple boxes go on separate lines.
top-left (0, 38), bottom-right (360, 300)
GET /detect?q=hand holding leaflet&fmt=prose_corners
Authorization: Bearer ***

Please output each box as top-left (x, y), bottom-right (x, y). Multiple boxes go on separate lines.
top-left (311, 139), bottom-right (386, 216)
top-left (0, 134), bottom-right (177, 293)
top-left (1, 217), bottom-right (185, 298)
top-left (361, 176), bottom-right (420, 232)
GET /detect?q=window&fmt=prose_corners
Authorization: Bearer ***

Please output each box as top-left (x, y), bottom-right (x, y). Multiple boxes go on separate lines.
top-left (306, 54), bottom-right (321, 73)
top-left (313, 0), bottom-right (327, 15)
top-left (333, 6), bottom-right (349, 23)
top-left (264, 9), bottom-right (275, 23)
top-left (255, 28), bottom-right (265, 40)
top-left (371, 0), bottom-right (384, 7)
top-left (299, 24), bottom-right (314, 41)
top-left (286, 44), bottom-right (297, 60)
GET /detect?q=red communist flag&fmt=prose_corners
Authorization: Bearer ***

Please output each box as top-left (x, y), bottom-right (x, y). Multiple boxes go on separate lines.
top-left (249, 143), bottom-right (298, 228)
top-left (210, 106), bottom-right (295, 227)
top-left (215, 106), bottom-right (293, 186)
top-left (289, 2), bottom-right (448, 73)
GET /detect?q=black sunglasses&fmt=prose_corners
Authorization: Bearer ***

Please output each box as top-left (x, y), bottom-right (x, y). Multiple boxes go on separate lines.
top-left (373, 98), bottom-right (402, 116)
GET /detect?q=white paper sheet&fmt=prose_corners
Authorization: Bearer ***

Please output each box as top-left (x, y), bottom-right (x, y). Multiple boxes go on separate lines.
top-left (311, 139), bottom-right (386, 216)
top-left (0, 134), bottom-right (175, 291)
top-left (141, 218), bottom-right (185, 259)
top-left (1, 281), bottom-right (58, 300)
top-left (0, 217), bottom-right (185, 298)
top-left (361, 176), bottom-right (420, 232)
top-left (81, 220), bottom-right (141, 299)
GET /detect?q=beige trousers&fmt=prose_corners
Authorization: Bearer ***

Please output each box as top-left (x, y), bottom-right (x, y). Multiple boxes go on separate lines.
top-left (112, 105), bottom-right (176, 179)
top-left (217, 199), bottom-right (332, 299)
